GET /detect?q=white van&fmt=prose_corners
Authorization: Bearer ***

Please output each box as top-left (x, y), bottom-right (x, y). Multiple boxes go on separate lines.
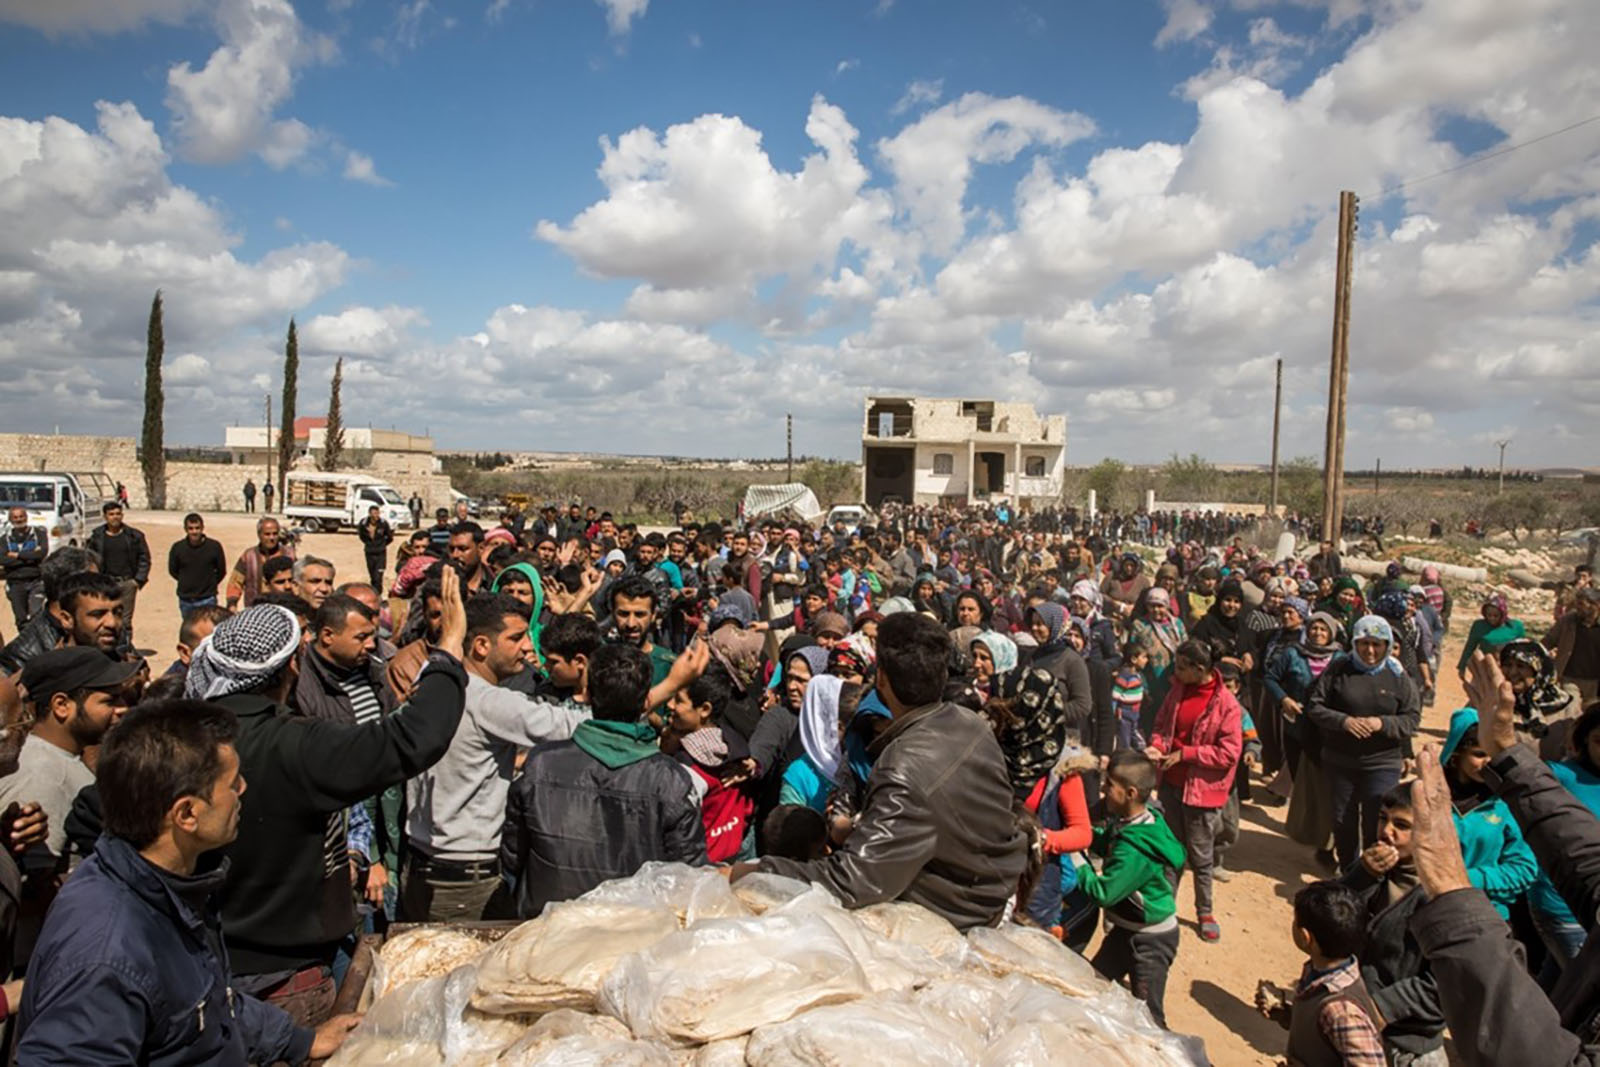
top-left (0, 472), bottom-right (93, 546)
top-left (284, 472), bottom-right (412, 532)
top-left (825, 504), bottom-right (873, 535)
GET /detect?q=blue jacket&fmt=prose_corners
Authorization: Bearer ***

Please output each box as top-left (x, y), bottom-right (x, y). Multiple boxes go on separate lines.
top-left (18, 835), bottom-right (310, 1066)
top-left (1441, 708), bottom-right (1538, 919)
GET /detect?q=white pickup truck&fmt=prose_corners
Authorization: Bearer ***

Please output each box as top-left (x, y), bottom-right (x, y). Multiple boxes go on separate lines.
top-left (0, 472), bottom-right (96, 547)
top-left (284, 472), bottom-right (413, 532)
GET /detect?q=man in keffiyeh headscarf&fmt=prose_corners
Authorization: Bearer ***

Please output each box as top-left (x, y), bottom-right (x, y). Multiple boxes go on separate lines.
top-left (174, 577), bottom-right (471, 1019)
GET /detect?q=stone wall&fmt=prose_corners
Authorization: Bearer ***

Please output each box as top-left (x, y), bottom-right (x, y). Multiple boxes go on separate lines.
top-left (0, 433), bottom-right (454, 515)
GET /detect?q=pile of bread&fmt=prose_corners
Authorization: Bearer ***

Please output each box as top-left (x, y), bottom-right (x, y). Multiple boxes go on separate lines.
top-left (330, 863), bottom-right (1208, 1066)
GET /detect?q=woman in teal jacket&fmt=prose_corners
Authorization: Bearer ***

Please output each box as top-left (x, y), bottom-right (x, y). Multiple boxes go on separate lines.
top-left (1441, 706), bottom-right (1537, 918)
top-left (1455, 594), bottom-right (1526, 679)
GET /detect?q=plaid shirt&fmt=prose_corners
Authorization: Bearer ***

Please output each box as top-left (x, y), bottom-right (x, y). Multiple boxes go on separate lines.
top-left (1296, 957), bottom-right (1386, 1066)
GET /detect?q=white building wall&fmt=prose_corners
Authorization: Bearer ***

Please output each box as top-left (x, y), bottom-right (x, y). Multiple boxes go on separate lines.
top-left (912, 442), bottom-right (968, 502)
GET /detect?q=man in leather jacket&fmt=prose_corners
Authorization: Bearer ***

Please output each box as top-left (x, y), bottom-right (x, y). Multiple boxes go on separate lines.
top-left (745, 612), bottom-right (1026, 929)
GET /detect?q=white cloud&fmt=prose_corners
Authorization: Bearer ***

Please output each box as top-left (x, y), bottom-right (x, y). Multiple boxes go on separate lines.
top-left (835, 58), bottom-right (859, 76)
top-left (0, 0), bottom-right (209, 34)
top-left (0, 100), bottom-right (349, 439)
top-left (341, 149), bottom-right (392, 186)
top-left (486, 0), bottom-right (512, 22)
top-left (1156, 0), bottom-right (1213, 47)
top-left (877, 92), bottom-right (1097, 254)
top-left (165, 0), bottom-right (332, 165)
top-left (890, 78), bottom-right (943, 116)
top-left (595, 0), bottom-right (647, 35)
top-left (536, 95), bottom-right (896, 330)
top-left (302, 305), bottom-right (426, 357)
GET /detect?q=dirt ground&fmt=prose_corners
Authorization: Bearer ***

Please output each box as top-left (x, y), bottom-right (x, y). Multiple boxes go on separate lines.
top-left (109, 509), bottom-right (1483, 1064)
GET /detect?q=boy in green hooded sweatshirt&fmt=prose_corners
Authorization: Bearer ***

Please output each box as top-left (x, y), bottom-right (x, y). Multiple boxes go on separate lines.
top-left (1440, 707), bottom-right (1537, 919)
top-left (1075, 750), bottom-right (1187, 1026)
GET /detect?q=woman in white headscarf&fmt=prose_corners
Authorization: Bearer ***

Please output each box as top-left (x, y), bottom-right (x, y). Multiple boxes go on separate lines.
top-left (780, 675), bottom-right (858, 813)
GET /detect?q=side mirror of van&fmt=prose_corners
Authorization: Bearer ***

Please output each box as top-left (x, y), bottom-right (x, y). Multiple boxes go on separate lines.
top-left (59, 500), bottom-right (75, 515)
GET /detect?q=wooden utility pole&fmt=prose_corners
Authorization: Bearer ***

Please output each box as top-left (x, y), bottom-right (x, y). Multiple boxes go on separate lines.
top-left (1321, 191), bottom-right (1358, 540)
top-left (1269, 358), bottom-right (1283, 513)
top-left (1374, 457), bottom-right (1381, 495)
top-left (786, 413), bottom-right (794, 482)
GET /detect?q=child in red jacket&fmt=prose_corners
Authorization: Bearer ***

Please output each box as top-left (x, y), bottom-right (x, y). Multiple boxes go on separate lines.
top-left (1146, 639), bottom-right (1243, 944)
top-left (663, 668), bottom-right (758, 863)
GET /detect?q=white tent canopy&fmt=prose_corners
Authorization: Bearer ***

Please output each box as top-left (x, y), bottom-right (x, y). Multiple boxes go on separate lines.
top-left (742, 483), bottom-right (825, 522)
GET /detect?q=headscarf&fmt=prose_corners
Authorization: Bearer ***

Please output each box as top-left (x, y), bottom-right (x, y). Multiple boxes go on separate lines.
top-left (1282, 595), bottom-right (1311, 623)
top-left (1499, 639), bottom-right (1574, 724)
top-left (949, 625), bottom-right (984, 658)
top-left (972, 631), bottom-right (1019, 676)
top-left (491, 561), bottom-right (546, 657)
top-left (788, 644), bottom-right (831, 680)
top-left (185, 605), bottom-right (301, 701)
top-left (810, 611), bottom-right (849, 639)
top-left (1349, 615), bottom-right (1404, 676)
top-left (1482, 594), bottom-right (1509, 622)
top-left (1420, 565), bottom-right (1441, 584)
top-left (1029, 602), bottom-right (1069, 650)
top-left (878, 597), bottom-right (916, 616)
top-left (1068, 579), bottom-right (1102, 621)
top-left (1372, 591), bottom-right (1410, 623)
top-left (828, 633), bottom-right (876, 678)
top-left (798, 674), bottom-right (846, 784)
top-left (708, 625), bottom-right (765, 693)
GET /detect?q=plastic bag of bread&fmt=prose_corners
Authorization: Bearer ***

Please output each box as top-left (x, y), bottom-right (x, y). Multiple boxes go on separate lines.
top-left (964, 922), bottom-right (1110, 998)
top-left (580, 862), bottom-right (751, 926)
top-left (494, 1033), bottom-right (676, 1066)
top-left (597, 913), bottom-right (872, 1044)
top-left (982, 978), bottom-right (1210, 1066)
top-left (854, 901), bottom-right (969, 965)
top-left (745, 998), bottom-right (985, 1066)
top-left (330, 963), bottom-right (532, 1066)
top-left (473, 900), bottom-right (680, 1015)
top-left (368, 927), bottom-right (491, 1002)
top-left (911, 973), bottom-right (1015, 1039)
top-left (687, 1037), bottom-right (749, 1066)
top-left (769, 886), bottom-right (947, 993)
top-left (730, 872), bottom-right (811, 914)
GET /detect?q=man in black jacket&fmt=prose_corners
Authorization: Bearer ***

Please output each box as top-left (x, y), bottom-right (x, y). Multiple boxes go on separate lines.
top-left (87, 502), bottom-right (150, 643)
top-left (357, 506), bottom-right (393, 589)
top-left (501, 641), bottom-right (706, 918)
top-left (167, 513), bottom-right (227, 614)
top-left (744, 613), bottom-right (1028, 930)
top-left (183, 568), bottom-right (468, 1027)
top-left (1, 506), bottom-right (46, 631)
top-left (1408, 651), bottom-right (1600, 1066)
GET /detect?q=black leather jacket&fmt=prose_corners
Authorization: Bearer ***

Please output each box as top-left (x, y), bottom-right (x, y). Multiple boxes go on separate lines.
top-left (759, 701), bottom-right (1027, 930)
top-left (0, 609), bottom-right (64, 675)
top-left (501, 741), bottom-right (707, 918)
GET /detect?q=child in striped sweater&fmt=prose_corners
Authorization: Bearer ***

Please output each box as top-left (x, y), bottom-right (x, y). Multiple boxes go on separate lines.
top-left (1113, 643), bottom-right (1148, 750)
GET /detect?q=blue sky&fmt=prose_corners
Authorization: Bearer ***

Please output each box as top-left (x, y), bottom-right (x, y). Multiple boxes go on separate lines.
top-left (0, 0), bottom-right (1595, 467)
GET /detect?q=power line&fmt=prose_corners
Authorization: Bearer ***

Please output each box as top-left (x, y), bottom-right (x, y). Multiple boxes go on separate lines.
top-left (1372, 112), bottom-right (1600, 199)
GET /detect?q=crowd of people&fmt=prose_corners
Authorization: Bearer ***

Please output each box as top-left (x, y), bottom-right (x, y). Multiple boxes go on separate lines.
top-left (0, 493), bottom-right (1597, 1064)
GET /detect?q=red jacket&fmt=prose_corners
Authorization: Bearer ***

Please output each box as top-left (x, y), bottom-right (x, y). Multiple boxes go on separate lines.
top-left (686, 764), bottom-right (755, 864)
top-left (1023, 771), bottom-right (1094, 856)
top-left (1149, 670), bottom-right (1243, 809)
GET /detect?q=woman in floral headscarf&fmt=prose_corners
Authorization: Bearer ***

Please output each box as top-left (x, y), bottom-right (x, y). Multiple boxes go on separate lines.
top-left (1499, 638), bottom-right (1580, 761)
top-left (1317, 575), bottom-right (1366, 634)
top-left (1456, 593), bottom-right (1526, 679)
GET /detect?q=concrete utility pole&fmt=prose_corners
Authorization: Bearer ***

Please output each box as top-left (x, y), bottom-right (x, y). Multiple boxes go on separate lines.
top-left (1496, 439), bottom-right (1511, 495)
top-left (1269, 358), bottom-right (1283, 513)
top-left (1321, 191), bottom-right (1358, 540)
top-left (786, 413), bottom-right (793, 482)
top-left (1374, 457), bottom-right (1381, 495)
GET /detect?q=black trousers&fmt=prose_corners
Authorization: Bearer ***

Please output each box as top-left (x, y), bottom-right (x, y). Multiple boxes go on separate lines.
top-left (1091, 924), bottom-right (1178, 1028)
top-left (365, 553), bottom-right (385, 589)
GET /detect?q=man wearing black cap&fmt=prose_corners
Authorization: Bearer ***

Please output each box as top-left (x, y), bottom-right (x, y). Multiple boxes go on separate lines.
top-left (0, 649), bottom-right (135, 877)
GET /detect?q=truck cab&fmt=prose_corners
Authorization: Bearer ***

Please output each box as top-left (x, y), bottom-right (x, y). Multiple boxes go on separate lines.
top-left (0, 473), bottom-right (91, 546)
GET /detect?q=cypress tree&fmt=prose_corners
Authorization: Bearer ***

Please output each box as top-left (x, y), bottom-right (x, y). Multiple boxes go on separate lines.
top-left (278, 318), bottom-right (298, 500)
top-left (322, 358), bottom-right (345, 470)
top-left (141, 291), bottom-right (167, 509)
